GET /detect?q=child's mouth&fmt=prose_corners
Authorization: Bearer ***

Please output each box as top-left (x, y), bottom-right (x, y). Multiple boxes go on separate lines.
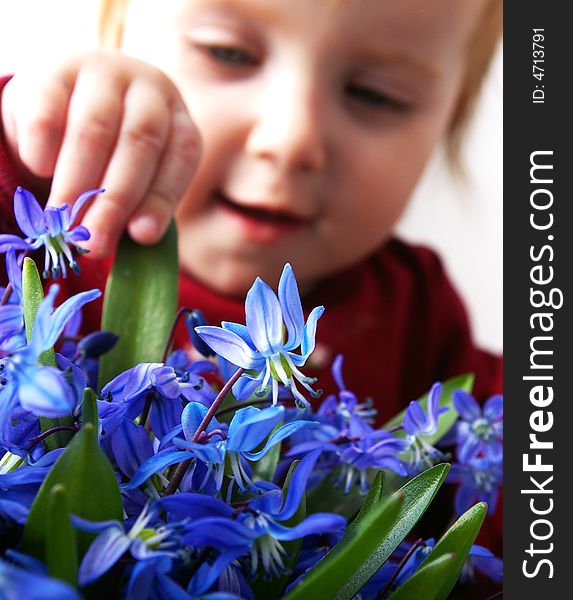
top-left (214, 191), bottom-right (308, 243)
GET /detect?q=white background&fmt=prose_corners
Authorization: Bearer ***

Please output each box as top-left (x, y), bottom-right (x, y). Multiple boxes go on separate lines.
top-left (0, 0), bottom-right (502, 353)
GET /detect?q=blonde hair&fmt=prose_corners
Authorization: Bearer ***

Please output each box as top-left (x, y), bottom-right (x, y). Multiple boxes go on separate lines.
top-left (99, 0), bottom-right (502, 163)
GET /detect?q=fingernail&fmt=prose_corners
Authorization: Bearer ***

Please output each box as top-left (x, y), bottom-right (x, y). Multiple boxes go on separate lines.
top-left (128, 213), bottom-right (162, 244)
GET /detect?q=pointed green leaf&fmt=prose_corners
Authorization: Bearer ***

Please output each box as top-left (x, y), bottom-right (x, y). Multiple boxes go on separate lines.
top-left (386, 553), bottom-right (457, 600)
top-left (382, 373), bottom-right (474, 445)
top-left (251, 460), bottom-right (306, 599)
top-left (22, 257), bottom-right (73, 449)
top-left (46, 483), bottom-right (78, 586)
top-left (284, 464), bottom-right (450, 600)
top-left (415, 502), bottom-right (487, 598)
top-left (21, 389), bottom-right (123, 561)
top-left (98, 221), bottom-right (178, 389)
top-left (342, 471), bottom-right (384, 540)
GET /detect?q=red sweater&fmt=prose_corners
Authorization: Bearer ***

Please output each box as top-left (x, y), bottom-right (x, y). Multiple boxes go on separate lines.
top-left (0, 74), bottom-right (502, 575)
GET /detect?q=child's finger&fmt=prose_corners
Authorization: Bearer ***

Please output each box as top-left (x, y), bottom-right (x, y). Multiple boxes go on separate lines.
top-left (79, 79), bottom-right (173, 256)
top-left (127, 103), bottom-right (201, 245)
top-left (7, 67), bottom-right (74, 178)
top-left (47, 67), bottom-right (124, 209)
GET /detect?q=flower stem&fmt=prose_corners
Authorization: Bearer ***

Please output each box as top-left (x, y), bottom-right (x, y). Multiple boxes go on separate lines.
top-left (162, 367), bottom-right (244, 496)
top-left (26, 424), bottom-right (79, 452)
top-left (375, 538), bottom-right (424, 599)
top-left (1, 283), bottom-right (12, 306)
top-left (161, 307), bottom-right (193, 363)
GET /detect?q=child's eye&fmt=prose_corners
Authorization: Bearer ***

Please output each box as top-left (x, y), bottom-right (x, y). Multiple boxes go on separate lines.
top-left (205, 45), bottom-right (258, 67)
top-left (346, 83), bottom-right (408, 112)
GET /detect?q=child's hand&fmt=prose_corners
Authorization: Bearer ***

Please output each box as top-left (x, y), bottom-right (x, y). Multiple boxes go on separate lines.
top-left (1, 50), bottom-right (201, 258)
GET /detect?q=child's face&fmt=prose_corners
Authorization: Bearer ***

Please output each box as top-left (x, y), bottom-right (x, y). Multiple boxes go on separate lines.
top-left (123, 0), bottom-right (488, 295)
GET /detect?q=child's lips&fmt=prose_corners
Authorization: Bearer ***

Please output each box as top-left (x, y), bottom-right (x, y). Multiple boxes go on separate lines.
top-left (214, 191), bottom-right (310, 243)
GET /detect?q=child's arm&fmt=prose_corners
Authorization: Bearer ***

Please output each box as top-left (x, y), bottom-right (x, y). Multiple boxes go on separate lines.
top-left (0, 50), bottom-right (201, 258)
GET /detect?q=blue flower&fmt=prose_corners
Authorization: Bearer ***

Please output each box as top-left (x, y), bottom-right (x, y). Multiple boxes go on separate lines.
top-left (161, 450), bottom-right (346, 579)
top-left (0, 558), bottom-right (80, 600)
top-left (453, 391), bottom-right (503, 462)
top-left (73, 504), bottom-right (176, 586)
top-left (126, 402), bottom-right (316, 493)
top-left (460, 544), bottom-right (503, 583)
top-left (0, 449), bottom-right (64, 524)
top-left (316, 354), bottom-right (376, 438)
top-left (99, 361), bottom-right (215, 439)
top-left (0, 284), bottom-right (100, 443)
top-left (336, 431), bottom-right (409, 493)
top-left (402, 383), bottom-right (448, 473)
top-left (448, 457), bottom-right (503, 515)
top-left (195, 263), bottom-right (324, 408)
top-left (0, 186), bottom-right (103, 278)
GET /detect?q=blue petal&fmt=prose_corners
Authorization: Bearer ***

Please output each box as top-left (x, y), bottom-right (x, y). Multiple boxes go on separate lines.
top-left (110, 420), bottom-right (154, 478)
top-left (227, 405), bottom-right (284, 452)
top-left (72, 515), bottom-right (124, 534)
top-left (0, 234), bottom-right (33, 252)
top-left (181, 401), bottom-right (221, 441)
top-left (268, 513), bottom-right (346, 541)
top-left (0, 559), bottom-right (80, 600)
top-left (195, 326), bottom-right (264, 370)
top-left (221, 321), bottom-right (257, 350)
top-left (243, 420), bottom-right (317, 461)
top-left (66, 224), bottom-right (90, 243)
top-left (150, 366), bottom-right (180, 399)
top-left (182, 517), bottom-right (258, 549)
top-left (29, 286), bottom-right (99, 357)
top-left (172, 438), bottom-right (225, 463)
top-left (13, 187), bottom-right (45, 237)
top-left (17, 365), bottom-right (76, 417)
top-left (6, 249), bottom-right (22, 300)
top-left (69, 188), bottom-right (104, 226)
top-left (331, 354), bottom-right (346, 391)
top-left (403, 401), bottom-right (426, 436)
top-left (452, 390), bottom-right (481, 421)
top-left (278, 264), bottom-right (304, 351)
top-left (291, 305), bottom-right (324, 365)
top-left (44, 206), bottom-right (67, 235)
top-left (124, 451), bottom-right (192, 490)
top-left (275, 449), bottom-right (321, 520)
top-left (79, 527), bottom-right (132, 585)
top-left (160, 492), bottom-right (234, 520)
top-left (245, 277), bottom-right (283, 355)
top-left (457, 436), bottom-right (480, 464)
top-left (187, 549), bottom-right (246, 596)
top-left (425, 382), bottom-right (442, 434)
top-left (484, 394), bottom-right (503, 420)
top-left (149, 395), bottom-right (184, 440)
top-left (232, 371), bottom-right (265, 401)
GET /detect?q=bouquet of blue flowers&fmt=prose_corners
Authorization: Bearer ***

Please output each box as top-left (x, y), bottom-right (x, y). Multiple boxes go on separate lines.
top-left (0, 188), bottom-right (503, 599)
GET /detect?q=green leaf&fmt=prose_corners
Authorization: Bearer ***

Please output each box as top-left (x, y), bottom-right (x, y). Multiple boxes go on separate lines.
top-left (45, 484), bottom-right (78, 587)
top-left (98, 221), bottom-right (178, 389)
top-left (386, 553), bottom-right (457, 600)
top-left (21, 257), bottom-right (73, 449)
top-left (306, 469), bottom-right (376, 518)
top-left (21, 389), bottom-right (123, 561)
top-left (284, 464), bottom-right (450, 600)
top-left (250, 460), bottom-right (306, 599)
top-left (342, 471), bottom-right (384, 539)
top-left (383, 373), bottom-right (474, 446)
top-left (416, 502), bottom-right (487, 599)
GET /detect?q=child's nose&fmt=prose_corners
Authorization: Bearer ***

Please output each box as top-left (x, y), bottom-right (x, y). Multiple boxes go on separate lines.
top-left (245, 78), bottom-right (327, 173)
